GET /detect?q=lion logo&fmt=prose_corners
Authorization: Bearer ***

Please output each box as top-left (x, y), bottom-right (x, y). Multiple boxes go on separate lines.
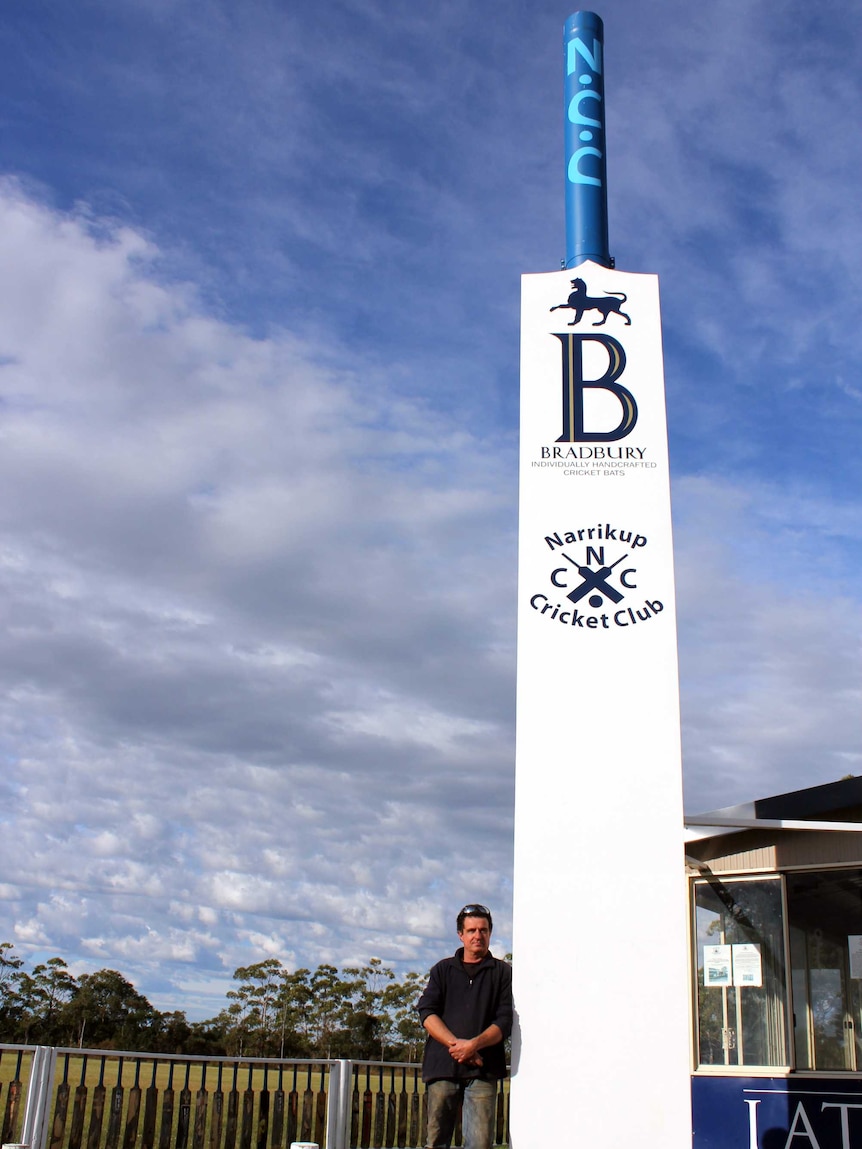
top-left (550, 278), bottom-right (631, 327)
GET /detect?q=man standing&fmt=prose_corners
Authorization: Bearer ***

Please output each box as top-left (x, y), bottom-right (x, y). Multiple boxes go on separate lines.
top-left (416, 904), bottom-right (513, 1149)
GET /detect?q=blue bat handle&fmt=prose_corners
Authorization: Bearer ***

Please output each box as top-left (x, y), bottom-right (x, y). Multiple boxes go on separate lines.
top-left (564, 12), bottom-right (611, 269)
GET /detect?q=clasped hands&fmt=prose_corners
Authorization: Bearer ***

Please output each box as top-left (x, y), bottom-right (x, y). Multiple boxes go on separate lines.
top-left (447, 1037), bottom-right (483, 1068)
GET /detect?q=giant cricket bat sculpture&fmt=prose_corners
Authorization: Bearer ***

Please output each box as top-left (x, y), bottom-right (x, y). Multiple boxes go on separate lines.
top-left (509, 13), bottom-right (691, 1147)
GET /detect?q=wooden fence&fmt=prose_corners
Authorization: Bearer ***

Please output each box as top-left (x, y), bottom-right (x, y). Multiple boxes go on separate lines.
top-left (0, 1047), bottom-right (511, 1149)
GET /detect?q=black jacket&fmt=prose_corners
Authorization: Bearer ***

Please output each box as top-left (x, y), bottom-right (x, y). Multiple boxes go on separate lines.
top-left (416, 948), bottom-right (513, 1081)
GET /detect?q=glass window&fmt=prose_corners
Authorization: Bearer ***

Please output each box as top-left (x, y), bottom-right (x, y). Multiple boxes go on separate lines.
top-left (693, 877), bottom-right (788, 1067)
top-left (786, 868), bottom-right (862, 1071)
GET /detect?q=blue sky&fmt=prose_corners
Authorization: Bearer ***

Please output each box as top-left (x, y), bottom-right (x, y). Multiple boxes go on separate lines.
top-left (0, 0), bottom-right (860, 1018)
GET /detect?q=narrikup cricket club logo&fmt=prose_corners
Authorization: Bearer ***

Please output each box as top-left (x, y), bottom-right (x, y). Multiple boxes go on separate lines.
top-left (530, 523), bottom-right (665, 632)
top-left (540, 276), bottom-right (644, 456)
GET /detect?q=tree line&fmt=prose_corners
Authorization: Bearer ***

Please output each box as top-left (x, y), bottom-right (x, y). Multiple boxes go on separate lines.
top-left (0, 942), bottom-right (427, 1060)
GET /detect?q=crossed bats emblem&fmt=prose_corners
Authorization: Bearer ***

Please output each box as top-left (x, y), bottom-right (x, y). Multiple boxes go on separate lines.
top-left (562, 550), bottom-right (628, 605)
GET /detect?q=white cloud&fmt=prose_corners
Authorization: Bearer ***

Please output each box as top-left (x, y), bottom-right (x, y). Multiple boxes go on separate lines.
top-left (0, 183), bottom-right (516, 1011)
top-left (0, 0), bottom-right (860, 1021)
top-left (674, 475), bottom-right (862, 811)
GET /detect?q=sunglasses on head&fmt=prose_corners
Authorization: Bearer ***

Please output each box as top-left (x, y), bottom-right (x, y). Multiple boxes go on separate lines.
top-left (460, 904), bottom-right (490, 917)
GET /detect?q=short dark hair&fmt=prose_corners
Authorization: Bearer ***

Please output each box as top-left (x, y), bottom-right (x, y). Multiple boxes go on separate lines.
top-left (457, 904), bottom-right (492, 933)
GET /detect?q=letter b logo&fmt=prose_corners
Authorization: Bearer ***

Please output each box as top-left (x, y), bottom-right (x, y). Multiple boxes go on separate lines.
top-left (554, 333), bottom-right (637, 442)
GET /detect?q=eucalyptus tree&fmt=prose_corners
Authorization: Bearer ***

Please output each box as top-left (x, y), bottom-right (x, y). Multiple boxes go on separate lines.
top-left (226, 957), bottom-right (285, 1055)
top-left (60, 969), bottom-right (160, 1050)
top-left (0, 941), bottom-right (23, 1037)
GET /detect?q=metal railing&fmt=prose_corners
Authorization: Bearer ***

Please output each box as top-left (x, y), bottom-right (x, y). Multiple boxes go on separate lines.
top-left (0, 1047), bottom-right (510, 1149)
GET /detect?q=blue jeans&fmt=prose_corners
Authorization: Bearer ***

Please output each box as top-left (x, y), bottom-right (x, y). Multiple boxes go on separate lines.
top-left (425, 1078), bottom-right (497, 1149)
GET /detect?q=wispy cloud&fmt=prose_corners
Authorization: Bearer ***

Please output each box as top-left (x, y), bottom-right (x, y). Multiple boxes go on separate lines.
top-left (0, 182), bottom-right (516, 1008)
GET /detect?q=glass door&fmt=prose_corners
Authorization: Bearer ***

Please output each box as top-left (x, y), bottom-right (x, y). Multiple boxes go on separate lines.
top-left (693, 876), bottom-right (789, 1068)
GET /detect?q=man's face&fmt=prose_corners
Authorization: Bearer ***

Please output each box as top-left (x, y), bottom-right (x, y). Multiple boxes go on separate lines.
top-left (459, 915), bottom-right (491, 961)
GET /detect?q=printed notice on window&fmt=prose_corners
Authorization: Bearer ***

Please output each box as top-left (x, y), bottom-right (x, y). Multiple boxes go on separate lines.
top-left (732, 943), bottom-right (762, 987)
top-left (703, 944), bottom-right (732, 987)
top-left (849, 936), bottom-right (862, 979)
